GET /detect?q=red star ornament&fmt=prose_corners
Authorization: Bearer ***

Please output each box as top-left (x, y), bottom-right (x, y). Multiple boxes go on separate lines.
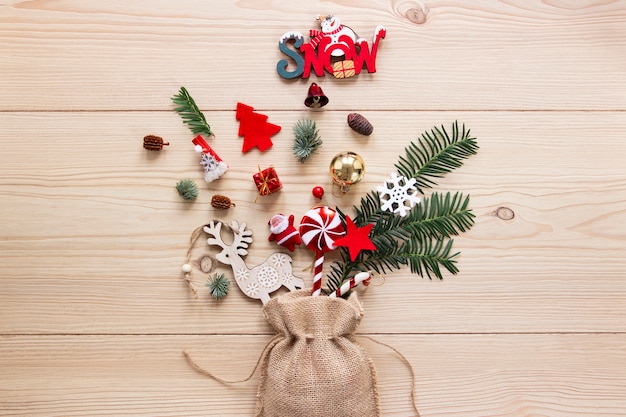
top-left (333, 216), bottom-right (377, 261)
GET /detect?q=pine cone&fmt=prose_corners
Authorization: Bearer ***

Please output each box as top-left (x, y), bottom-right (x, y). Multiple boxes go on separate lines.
top-left (347, 113), bottom-right (374, 136)
top-left (211, 194), bottom-right (235, 209)
top-left (143, 135), bottom-right (170, 150)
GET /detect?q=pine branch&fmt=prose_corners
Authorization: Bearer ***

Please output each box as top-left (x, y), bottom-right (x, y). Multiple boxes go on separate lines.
top-left (326, 227), bottom-right (460, 292)
top-left (326, 254), bottom-right (358, 294)
top-left (395, 121), bottom-right (478, 191)
top-left (207, 273), bottom-right (230, 300)
top-left (176, 179), bottom-right (199, 201)
top-left (293, 119), bottom-right (322, 163)
top-left (403, 238), bottom-right (460, 279)
top-left (171, 86), bottom-right (213, 138)
top-left (353, 191), bottom-right (383, 226)
top-left (396, 192), bottom-right (475, 240)
top-left (326, 121), bottom-right (479, 294)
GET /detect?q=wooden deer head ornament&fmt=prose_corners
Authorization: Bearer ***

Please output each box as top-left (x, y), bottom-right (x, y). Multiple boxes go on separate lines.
top-left (204, 220), bottom-right (305, 304)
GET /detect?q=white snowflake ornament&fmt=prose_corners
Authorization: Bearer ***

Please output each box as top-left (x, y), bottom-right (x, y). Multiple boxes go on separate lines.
top-left (200, 153), bottom-right (219, 171)
top-left (377, 172), bottom-right (421, 217)
top-left (192, 135), bottom-right (229, 183)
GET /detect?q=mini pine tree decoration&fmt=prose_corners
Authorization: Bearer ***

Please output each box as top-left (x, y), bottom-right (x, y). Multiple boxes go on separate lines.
top-left (171, 86), bottom-right (213, 139)
top-left (326, 121), bottom-right (479, 294)
top-left (293, 119), bottom-right (322, 163)
top-left (207, 273), bottom-right (230, 300)
top-left (176, 179), bottom-right (199, 201)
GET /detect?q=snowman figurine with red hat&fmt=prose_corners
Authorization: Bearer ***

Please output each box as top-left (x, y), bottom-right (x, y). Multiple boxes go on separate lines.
top-left (310, 15), bottom-right (364, 57)
top-left (268, 214), bottom-right (302, 252)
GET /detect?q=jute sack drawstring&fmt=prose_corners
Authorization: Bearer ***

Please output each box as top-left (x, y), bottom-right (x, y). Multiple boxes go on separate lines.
top-left (183, 289), bottom-right (420, 417)
top-left (183, 334), bottom-right (282, 385)
top-left (358, 335), bottom-right (421, 417)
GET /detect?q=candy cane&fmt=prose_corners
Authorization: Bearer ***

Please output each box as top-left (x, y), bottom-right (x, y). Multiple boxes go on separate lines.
top-left (329, 272), bottom-right (371, 298)
top-left (312, 251), bottom-right (325, 296)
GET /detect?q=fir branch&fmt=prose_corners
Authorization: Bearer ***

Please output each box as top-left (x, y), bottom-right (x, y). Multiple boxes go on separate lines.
top-left (326, 227), bottom-right (459, 291)
top-left (325, 121), bottom-right (479, 294)
top-left (207, 273), bottom-right (230, 300)
top-left (396, 192), bottom-right (475, 240)
top-left (293, 119), bottom-right (322, 162)
top-left (171, 86), bottom-right (213, 138)
top-left (358, 241), bottom-right (408, 275)
top-left (403, 238), bottom-right (460, 279)
top-left (395, 121), bottom-right (478, 191)
top-left (326, 256), bottom-right (357, 294)
top-left (176, 179), bottom-right (199, 201)
top-left (353, 191), bottom-right (383, 226)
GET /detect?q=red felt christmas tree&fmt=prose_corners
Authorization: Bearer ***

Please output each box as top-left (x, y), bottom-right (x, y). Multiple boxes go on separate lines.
top-left (236, 102), bottom-right (281, 153)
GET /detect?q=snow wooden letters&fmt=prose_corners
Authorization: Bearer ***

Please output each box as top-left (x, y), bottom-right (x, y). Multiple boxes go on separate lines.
top-left (277, 15), bottom-right (386, 80)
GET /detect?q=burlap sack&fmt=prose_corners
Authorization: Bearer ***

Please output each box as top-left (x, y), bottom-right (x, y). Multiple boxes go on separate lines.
top-left (255, 289), bottom-right (380, 417)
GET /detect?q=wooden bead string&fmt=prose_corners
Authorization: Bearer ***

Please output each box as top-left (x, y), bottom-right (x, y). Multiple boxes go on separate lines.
top-left (182, 223), bottom-right (220, 298)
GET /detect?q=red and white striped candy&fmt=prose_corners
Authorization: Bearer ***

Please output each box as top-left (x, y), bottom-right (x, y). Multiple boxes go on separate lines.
top-left (300, 206), bottom-right (344, 253)
top-left (299, 206), bottom-right (345, 296)
top-left (329, 272), bottom-right (371, 298)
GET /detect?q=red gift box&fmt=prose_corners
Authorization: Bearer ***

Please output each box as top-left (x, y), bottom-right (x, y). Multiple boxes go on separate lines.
top-left (253, 166), bottom-right (282, 196)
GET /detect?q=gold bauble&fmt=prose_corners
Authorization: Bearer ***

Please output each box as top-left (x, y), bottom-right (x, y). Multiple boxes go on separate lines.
top-left (329, 151), bottom-right (365, 193)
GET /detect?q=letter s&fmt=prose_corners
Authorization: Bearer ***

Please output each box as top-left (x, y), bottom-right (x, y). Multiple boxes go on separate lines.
top-left (277, 33), bottom-right (305, 80)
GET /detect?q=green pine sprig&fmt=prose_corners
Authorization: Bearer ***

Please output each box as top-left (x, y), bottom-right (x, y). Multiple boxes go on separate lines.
top-left (176, 179), bottom-right (199, 201)
top-left (293, 119), bottom-right (322, 163)
top-left (396, 121), bottom-right (478, 192)
top-left (171, 86), bottom-right (213, 138)
top-left (325, 121), bottom-right (478, 294)
top-left (207, 273), bottom-right (230, 300)
top-left (380, 191), bottom-right (475, 241)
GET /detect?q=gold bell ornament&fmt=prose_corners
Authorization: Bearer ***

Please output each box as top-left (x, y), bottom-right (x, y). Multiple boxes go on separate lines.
top-left (329, 151), bottom-right (365, 194)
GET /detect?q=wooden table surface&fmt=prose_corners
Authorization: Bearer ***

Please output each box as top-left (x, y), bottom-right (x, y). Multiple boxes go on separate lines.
top-left (2, 1), bottom-right (626, 416)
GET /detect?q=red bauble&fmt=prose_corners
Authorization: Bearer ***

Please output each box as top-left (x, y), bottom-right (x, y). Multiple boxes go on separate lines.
top-left (312, 186), bottom-right (325, 199)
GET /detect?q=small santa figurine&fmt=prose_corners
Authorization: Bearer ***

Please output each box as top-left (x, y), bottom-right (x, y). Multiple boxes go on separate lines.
top-left (268, 214), bottom-right (302, 251)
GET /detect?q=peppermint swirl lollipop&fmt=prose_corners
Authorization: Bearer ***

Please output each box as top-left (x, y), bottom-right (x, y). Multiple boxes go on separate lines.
top-left (299, 206), bottom-right (345, 296)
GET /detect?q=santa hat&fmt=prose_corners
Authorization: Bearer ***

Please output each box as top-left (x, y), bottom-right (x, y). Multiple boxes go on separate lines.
top-left (269, 214), bottom-right (289, 234)
top-left (192, 135), bottom-right (228, 183)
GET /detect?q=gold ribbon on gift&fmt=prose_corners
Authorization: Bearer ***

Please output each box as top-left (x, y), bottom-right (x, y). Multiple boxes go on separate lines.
top-left (254, 165), bottom-right (281, 202)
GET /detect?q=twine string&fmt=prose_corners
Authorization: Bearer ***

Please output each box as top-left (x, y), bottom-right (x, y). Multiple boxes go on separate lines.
top-left (183, 223), bottom-right (225, 298)
top-left (359, 335), bottom-right (421, 417)
top-left (183, 334), bottom-right (282, 385)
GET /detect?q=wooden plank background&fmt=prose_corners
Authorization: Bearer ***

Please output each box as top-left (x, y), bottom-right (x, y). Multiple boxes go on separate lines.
top-left (1, 1), bottom-right (625, 416)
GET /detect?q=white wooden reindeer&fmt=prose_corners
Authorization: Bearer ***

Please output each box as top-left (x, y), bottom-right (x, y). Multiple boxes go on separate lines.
top-left (204, 220), bottom-right (305, 304)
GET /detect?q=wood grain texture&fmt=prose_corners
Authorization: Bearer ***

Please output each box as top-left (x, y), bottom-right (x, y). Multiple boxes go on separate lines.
top-left (1, 111), bottom-right (625, 335)
top-left (1, 0), bottom-right (626, 415)
top-left (2, 334), bottom-right (626, 417)
top-left (1, 1), bottom-right (625, 111)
